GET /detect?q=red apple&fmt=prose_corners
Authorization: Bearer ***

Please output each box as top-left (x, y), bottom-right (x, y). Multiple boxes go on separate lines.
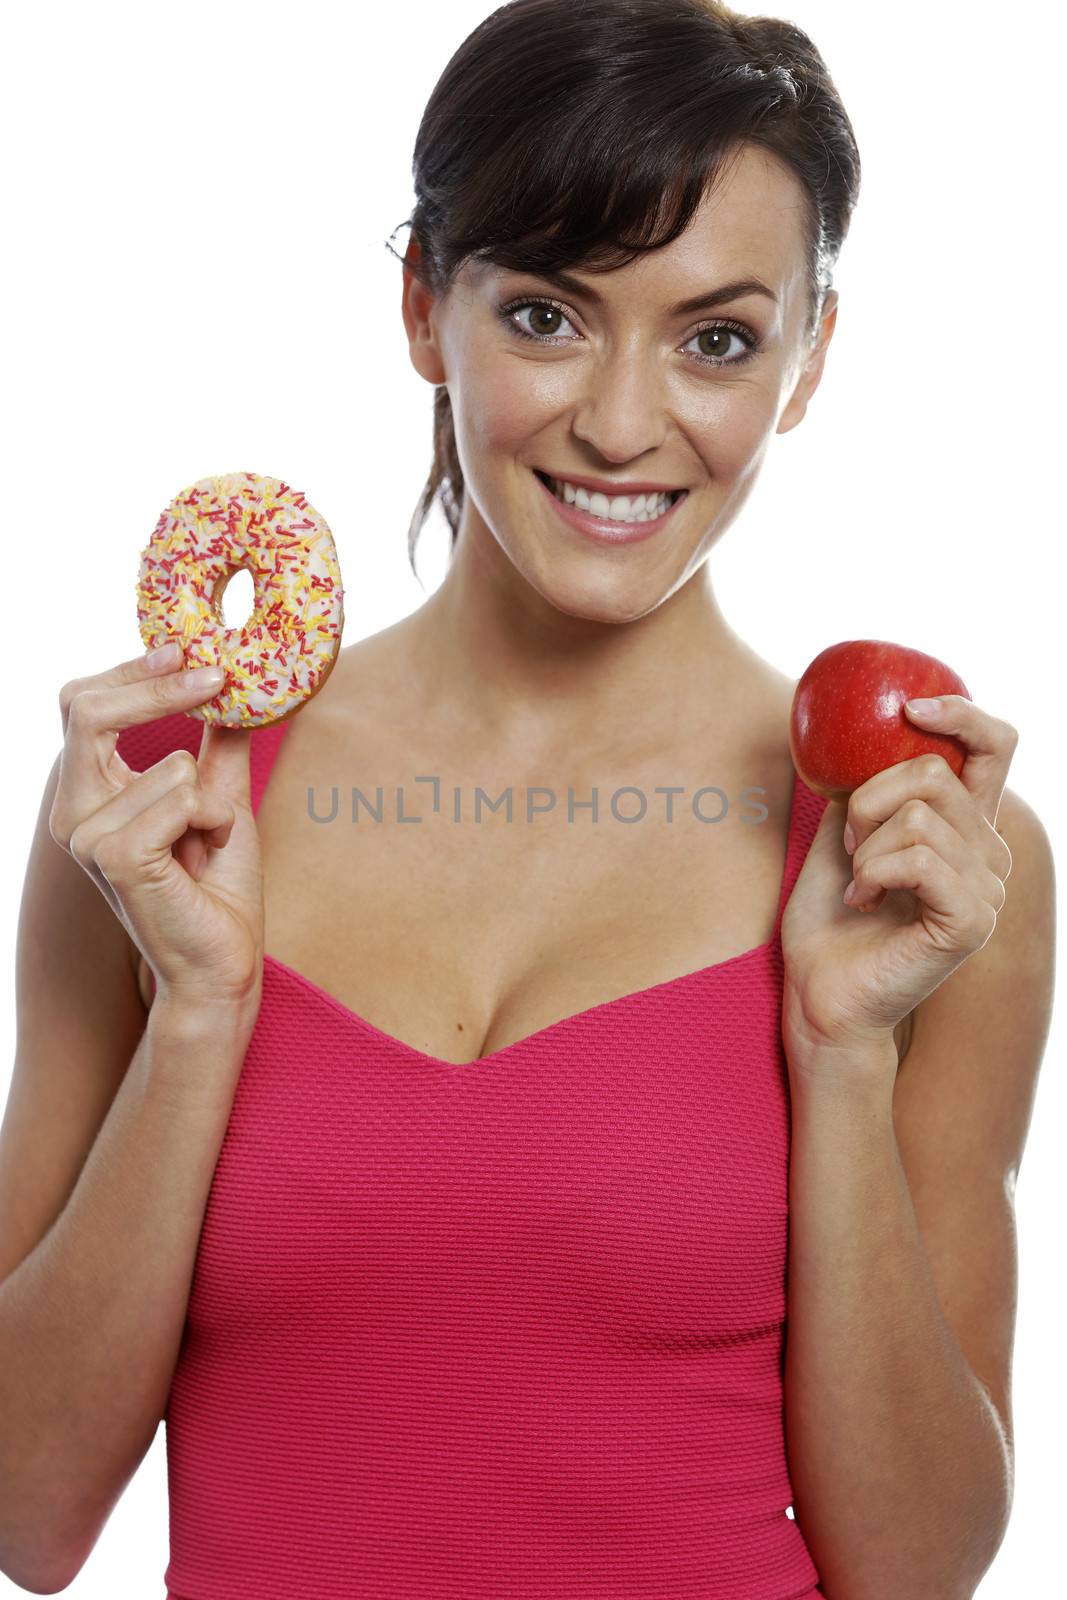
top-left (790, 639), bottom-right (971, 803)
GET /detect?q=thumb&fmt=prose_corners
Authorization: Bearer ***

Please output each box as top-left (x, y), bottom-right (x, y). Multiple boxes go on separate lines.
top-left (797, 797), bottom-right (852, 882)
top-left (196, 721), bottom-right (256, 808)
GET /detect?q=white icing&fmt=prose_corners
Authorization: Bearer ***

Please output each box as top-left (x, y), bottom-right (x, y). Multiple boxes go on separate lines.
top-left (136, 472), bottom-right (344, 727)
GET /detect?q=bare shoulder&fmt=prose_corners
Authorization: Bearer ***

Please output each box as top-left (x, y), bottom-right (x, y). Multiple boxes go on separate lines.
top-left (998, 784), bottom-right (1055, 908)
top-left (299, 626), bottom-right (422, 743)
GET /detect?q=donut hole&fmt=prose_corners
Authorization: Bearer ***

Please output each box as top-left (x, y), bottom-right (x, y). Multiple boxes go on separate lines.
top-left (218, 566), bottom-right (256, 631)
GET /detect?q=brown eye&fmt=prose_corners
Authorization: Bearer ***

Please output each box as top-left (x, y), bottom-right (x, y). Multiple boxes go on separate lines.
top-left (526, 305), bottom-right (564, 336)
top-left (498, 297), bottom-right (579, 343)
top-left (685, 320), bottom-right (760, 368)
top-left (696, 328), bottom-right (733, 359)
top-left (498, 298), bottom-right (761, 370)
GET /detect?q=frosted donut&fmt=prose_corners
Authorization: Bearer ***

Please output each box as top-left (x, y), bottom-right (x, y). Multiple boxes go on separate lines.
top-left (136, 471), bottom-right (344, 728)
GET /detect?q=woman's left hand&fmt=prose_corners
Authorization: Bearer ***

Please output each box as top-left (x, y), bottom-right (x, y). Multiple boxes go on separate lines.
top-left (780, 694), bottom-right (1018, 1063)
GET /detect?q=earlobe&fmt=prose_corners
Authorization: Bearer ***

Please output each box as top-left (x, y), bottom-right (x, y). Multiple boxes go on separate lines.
top-left (776, 356), bottom-right (818, 433)
top-left (776, 389), bottom-right (809, 436)
top-left (405, 319), bottom-right (448, 386)
top-left (776, 293), bottom-right (839, 434)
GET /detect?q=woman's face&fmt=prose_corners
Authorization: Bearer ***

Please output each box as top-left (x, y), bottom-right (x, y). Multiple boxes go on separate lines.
top-left (403, 142), bottom-right (838, 622)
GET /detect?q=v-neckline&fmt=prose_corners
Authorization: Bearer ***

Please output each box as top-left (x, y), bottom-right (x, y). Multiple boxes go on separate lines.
top-left (251, 715), bottom-right (805, 1070)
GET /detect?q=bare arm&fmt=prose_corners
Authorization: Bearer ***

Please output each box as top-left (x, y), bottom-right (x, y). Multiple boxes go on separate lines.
top-left (783, 787), bottom-right (1054, 1599)
top-left (0, 643), bottom-right (264, 1590)
top-left (0, 1000), bottom-right (254, 1591)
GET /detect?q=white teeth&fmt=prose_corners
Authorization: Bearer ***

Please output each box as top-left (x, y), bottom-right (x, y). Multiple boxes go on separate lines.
top-left (544, 474), bottom-right (677, 524)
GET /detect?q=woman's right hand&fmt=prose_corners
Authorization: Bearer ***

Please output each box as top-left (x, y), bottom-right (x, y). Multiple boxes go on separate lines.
top-left (48, 639), bottom-right (266, 1016)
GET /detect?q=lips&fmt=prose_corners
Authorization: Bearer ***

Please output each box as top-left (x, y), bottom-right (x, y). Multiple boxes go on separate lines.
top-left (531, 465), bottom-right (687, 546)
top-left (533, 469), bottom-right (684, 504)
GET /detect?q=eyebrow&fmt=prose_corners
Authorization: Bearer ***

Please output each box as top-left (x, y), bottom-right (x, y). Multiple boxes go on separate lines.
top-left (510, 267), bottom-right (779, 316)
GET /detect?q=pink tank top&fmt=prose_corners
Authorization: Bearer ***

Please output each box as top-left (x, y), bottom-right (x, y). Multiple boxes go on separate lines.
top-left (116, 710), bottom-right (829, 1599)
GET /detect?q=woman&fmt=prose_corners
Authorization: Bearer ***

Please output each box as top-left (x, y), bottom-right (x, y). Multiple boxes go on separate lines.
top-left (0, 1), bottom-right (1053, 1595)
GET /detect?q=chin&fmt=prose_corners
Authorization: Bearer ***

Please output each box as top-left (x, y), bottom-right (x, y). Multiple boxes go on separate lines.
top-left (530, 570), bottom-right (673, 626)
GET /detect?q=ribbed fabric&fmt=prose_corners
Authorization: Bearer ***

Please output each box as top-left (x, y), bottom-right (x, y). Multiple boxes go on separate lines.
top-left (116, 711), bottom-right (829, 1600)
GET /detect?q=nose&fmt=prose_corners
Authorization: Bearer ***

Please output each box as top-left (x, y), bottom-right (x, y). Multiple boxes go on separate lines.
top-left (569, 347), bottom-right (671, 465)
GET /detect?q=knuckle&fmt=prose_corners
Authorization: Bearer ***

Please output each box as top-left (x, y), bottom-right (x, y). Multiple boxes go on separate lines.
top-left (150, 674), bottom-right (179, 711)
top-left (918, 753), bottom-right (947, 785)
top-left (67, 821), bottom-right (94, 868)
top-left (902, 798), bottom-right (928, 833)
top-left (66, 688), bottom-right (98, 732)
top-left (57, 677), bottom-right (85, 717)
top-left (164, 748), bottom-right (199, 783)
top-left (93, 830), bottom-right (125, 880)
top-left (987, 822), bottom-right (1013, 878)
top-left (173, 780), bottom-right (199, 814)
top-left (986, 824), bottom-right (1013, 880)
top-left (911, 846), bottom-right (933, 875)
top-left (48, 801), bottom-right (72, 851)
top-left (847, 794), bottom-right (870, 829)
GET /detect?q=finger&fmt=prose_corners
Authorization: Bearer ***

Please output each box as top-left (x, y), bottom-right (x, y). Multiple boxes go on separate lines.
top-left (174, 733), bottom-right (243, 881)
top-left (850, 801), bottom-right (1009, 913)
top-left (69, 763), bottom-right (235, 914)
top-left (68, 747), bottom-right (235, 867)
top-left (846, 841), bottom-right (1001, 956)
top-left (56, 658), bottom-right (227, 825)
top-left (853, 798), bottom-right (973, 889)
top-left (195, 720), bottom-right (256, 811)
top-left (848, 779), bottom-right (1013, 883)
top-left (88, 778), bottom-right (237, 902)
top-left (844, 749), bottom-right (1012, 879)
top-left (58, 648), bottom-right (187, 794)
top-left (59, 639), bottom-right (188, 736)
top-left (903, 693), bottom-right (1019, 826)
top-left (83, 642), bottom-right (191, 783)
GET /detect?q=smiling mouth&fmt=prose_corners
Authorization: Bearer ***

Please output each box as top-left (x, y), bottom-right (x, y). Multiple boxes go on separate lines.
top-left (532, 469), bottom-right (686, 523)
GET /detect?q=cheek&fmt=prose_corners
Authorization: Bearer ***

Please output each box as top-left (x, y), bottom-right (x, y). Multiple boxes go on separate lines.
top-left (447, 367), bottom-right (551, 520)
top-left (673, 381), bottom-right (779, 480)
top-left (460, 360), bottom-right (564, 459)
top-left (453, 340), bottom-right (779, 483)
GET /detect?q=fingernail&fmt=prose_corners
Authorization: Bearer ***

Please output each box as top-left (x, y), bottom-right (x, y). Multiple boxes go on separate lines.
top-left (843, 880), bottom-right (858, 904)
top-left (843, 821), bottom-right (857, 853)
top-left (145, 640), bottom-right (181, 670)
top-left (906, 697), bottom-right (941, 716)
top-left (183, 664), bottom-right (226, 690)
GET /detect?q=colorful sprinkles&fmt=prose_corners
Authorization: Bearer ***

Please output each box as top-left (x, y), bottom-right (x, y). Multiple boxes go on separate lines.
top-left (136, 471), bottom-right (344, 727)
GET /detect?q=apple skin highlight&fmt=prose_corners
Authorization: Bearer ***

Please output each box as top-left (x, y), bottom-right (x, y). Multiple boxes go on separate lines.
top-left (789, 639), bottom-right (971, 802)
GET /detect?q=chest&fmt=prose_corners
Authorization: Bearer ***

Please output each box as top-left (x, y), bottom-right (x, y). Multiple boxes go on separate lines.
top-left (252, 716), bottom-right (797, 1065)
top-left (189, 950), bottom-right (796, 1351)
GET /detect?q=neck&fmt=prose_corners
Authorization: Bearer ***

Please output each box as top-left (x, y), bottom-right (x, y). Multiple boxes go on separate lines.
top-left (398, 513), bottom-right (762, 764)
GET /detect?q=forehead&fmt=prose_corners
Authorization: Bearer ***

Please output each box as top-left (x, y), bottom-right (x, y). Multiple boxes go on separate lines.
top-left (688, 143), bottom-right (810, 281)
top-left (465, 143), bottom-right (809, 313)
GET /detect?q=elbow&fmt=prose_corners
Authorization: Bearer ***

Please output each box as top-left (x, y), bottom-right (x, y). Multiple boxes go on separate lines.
top-left (0, 1555), bottom-right (79, 1594)
top-left (817, 1519), bottom-right (1013, 1600)
top-left (0, 1525), bottom-right (88, 1595)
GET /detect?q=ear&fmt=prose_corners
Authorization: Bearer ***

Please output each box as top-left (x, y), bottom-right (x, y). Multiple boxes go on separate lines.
top-left (776, 288), bottom-right (839, 436)
top-left (401, 235), bottom-right (448, 386)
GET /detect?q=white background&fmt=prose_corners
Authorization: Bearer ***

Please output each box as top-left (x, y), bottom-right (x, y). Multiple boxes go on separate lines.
top-left (1, 0), bottom-right (1062, 1593)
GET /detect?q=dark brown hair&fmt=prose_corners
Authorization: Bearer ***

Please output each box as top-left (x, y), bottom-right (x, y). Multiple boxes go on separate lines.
top-left (387, 0), bottom-right (861, 576)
